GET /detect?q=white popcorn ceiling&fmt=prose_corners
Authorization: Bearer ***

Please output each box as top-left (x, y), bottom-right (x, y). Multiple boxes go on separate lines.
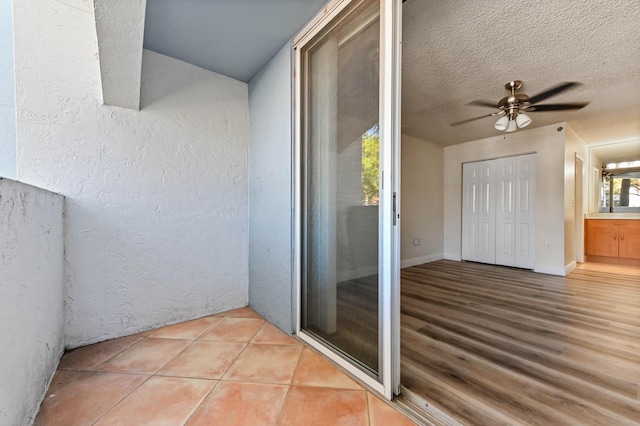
top-left (143, 1), bottom-right (639, 154)
top-left (401, 0), bottom-right (640, 148)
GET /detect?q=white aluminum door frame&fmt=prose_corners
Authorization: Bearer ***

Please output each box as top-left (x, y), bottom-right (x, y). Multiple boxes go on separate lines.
top-left (292, 0), bottom-right (402, 400)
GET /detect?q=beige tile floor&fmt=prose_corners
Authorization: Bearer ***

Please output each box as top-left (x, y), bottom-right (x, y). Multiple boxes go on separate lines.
top-left (35, 307), bottom-right (416, 426)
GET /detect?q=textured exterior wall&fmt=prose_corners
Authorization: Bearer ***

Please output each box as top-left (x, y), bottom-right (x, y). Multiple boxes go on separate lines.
top-left (94, 0), bottom-right (146, 109)
top-left (14, 0), bottom-right (249, 347)
top-left (443, 123), bottom-right (567, 275)
top-left (248, 44), bottom-right (293, 333)
top-left (0, 0), bottom-right (16, 179)
top-left (401, 134), bottom-right (444, 267)
top-left (0, 178), bottom-right (65, 426)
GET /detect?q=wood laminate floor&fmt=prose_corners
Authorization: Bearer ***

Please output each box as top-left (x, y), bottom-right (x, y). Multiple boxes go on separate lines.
top-left (401, 260), bottom-right (640, 425)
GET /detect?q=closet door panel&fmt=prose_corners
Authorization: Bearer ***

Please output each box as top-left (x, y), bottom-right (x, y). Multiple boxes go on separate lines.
top-left (477, 162), bottom-right (496, 263)
top-left (495, 156), bottom-right (517, 266)
top-left (514, 154), bottom-right (536, 268)
top-left (462, 162), bottom-right (481, 261)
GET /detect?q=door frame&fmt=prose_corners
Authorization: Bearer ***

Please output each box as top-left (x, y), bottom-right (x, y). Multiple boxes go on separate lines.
top-left (291, 0), bottom-right (402, 400)
top-left (575, 154), bottom-right (584, 263)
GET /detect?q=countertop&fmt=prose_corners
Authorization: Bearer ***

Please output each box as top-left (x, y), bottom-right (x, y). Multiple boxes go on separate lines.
top-left (585, 213), bottom-right (640, 220)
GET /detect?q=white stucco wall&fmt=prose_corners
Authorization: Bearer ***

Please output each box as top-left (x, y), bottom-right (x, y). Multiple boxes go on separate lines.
top-left (443, 123), bottom-right (567, 275)
top-left (0, 0), bottom-right (16, 179)
top-left (248, 44), bottom-right (294, 333)
top-left (94, 0), bottom-right (146, 109)
top-left (0, 178), bottom-right (65, 426)
top-left (14, 0), bottom-right (249, 347)
top-left (401, 134), bottom-right (444, 267)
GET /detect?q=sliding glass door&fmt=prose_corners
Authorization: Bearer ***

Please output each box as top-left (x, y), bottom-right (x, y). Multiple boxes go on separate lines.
top-left (294, 0), bottom-right (401, 398)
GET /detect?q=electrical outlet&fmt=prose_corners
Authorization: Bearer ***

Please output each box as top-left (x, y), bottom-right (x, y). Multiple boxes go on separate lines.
top-left (413, 237), bottom-right (421, 246)
top-left (544, 242), bottom-right (552, 249)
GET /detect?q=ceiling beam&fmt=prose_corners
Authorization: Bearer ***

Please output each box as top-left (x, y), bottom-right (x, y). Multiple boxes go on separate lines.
top-left (94, 0), bottom-right (146, 110)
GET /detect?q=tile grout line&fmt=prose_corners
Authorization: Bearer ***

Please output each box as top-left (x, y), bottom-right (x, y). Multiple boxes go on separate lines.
top-left (275, 339), bottom-right (305, 425)
top-left (44, 308), bottom-right (414, 425)
top-left (89, 373), bottom-right (154, 426)
top-left (47, 332), bottom-right (153, 421)
top-left (90, 311), bottom-right (232, 425)
top-left (89, 312), bottom-right (229, 424)
top-left (180, 379), bottom-right (221, 426)
top-left (57, 333), bottom-right (147, 374)
top-left (170, 313), bottom-right (227, 425)
top-left (365, 390), bottom-right (372, 426)
top-left (88, 333), bottom-right (150, 373)
top-left (92, 308), bottom-right (243, 425)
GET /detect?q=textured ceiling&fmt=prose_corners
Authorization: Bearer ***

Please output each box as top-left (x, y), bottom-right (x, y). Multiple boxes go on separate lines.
top-left (144, 0), bottom-right (327, 83)
top-left (591, 140), bottom-right (640, 165)
top-left (402, 0), bottom-right (640, 147)
top-left (143, 0), bottom-right (639, 151)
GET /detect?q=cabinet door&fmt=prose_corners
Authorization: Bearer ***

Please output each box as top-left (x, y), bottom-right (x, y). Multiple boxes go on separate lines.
top-left (618, 222), bottom-right (640, 260)
top-left (585, 220), bottom-right (617, 257)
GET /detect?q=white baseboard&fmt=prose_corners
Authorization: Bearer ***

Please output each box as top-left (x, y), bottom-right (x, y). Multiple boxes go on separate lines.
top-left (443, 252), bottom-right (462, 261)
top-left (533, 265), bottom-right (567, 276)
top-left (401, 253), bottom-right (444, 269)
top-left (565, 261), bottom-right (577, 275)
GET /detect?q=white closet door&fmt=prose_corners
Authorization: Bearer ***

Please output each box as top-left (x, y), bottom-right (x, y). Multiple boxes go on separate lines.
top-left (477, 161), bottom-right (496, 264)
top-left (514, 154), bottom-right (536, 268)
top-left (461, 162), bottom-right (479, 261)
top-left (462, 160), bottom-right (495, 263)
top-left (495, 156), bottom-right (517, 266)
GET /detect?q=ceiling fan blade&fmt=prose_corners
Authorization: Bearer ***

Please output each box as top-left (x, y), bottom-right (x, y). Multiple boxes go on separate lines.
top-left (466, 100), bottom-right (497, 108)
top-left (528, 82), bottom-right (582, 104)
top-left (450, 113), bottom-right (500, 126)
top-left (527, 102), bottom-right (589, 111)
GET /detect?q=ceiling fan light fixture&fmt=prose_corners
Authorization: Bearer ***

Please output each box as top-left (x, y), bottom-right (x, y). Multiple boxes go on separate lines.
top-left (494, 115), bottom-right (509, 131)
top-left (516, 113), bottom-right (532, 128)
top-left (505, 119), bottom-right (517, 133)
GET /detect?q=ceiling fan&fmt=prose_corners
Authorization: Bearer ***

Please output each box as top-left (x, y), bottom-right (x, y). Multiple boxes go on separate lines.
top-left (451, 80), bottom-right (589, 132)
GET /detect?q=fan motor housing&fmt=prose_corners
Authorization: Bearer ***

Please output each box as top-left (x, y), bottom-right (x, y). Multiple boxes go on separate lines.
top-left (498, 94), bottom-right (530, 109)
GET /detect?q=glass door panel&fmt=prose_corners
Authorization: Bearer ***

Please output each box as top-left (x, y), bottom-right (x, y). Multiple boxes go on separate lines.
top-left (301, 0), bottom-right (381, 375)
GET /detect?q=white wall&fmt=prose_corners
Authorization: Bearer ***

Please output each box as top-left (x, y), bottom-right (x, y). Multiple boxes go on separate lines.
top-left (401, 134), bottom-right (444, 267)
top-left (564, 124), bottom-right (588, 270)
top-left (589, 149), bottom-right (604, 213)
top-left (248, 44), bottom-right (294, 333)
top-left (14, 0), bottom-right (249, 347)
top-left (443, 123), bottom-right (567, 275)
top-left (0, 0), bottom-right (16, 179)
top-left (0, 178), bottom-right (64, 426)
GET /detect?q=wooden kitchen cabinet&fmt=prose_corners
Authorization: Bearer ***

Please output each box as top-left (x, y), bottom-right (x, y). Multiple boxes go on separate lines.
top-left (585, 219), bottom-right (640, 261)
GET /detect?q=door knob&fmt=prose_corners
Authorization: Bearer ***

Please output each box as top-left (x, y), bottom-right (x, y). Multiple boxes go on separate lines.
top-left (613, 231), bottom-right (617, 240)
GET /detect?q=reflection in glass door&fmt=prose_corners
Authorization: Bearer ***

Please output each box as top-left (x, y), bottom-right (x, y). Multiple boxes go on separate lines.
top-left (300, 0), bottom-right (381, 376)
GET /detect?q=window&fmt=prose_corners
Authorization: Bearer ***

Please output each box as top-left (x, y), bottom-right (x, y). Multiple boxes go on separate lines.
top-left (361, 124), bottom-right (379, 206)
top-left (600, 161), bottom-right (640, 212)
